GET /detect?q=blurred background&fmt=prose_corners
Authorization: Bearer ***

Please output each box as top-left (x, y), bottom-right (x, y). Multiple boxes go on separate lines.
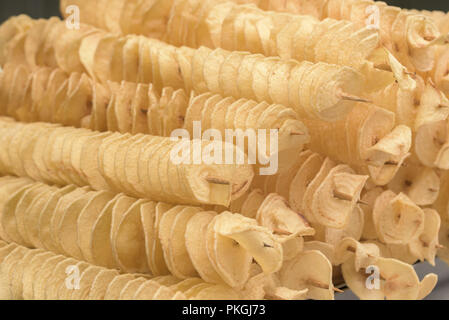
top-left (0, 0), bottom-right (448, 23)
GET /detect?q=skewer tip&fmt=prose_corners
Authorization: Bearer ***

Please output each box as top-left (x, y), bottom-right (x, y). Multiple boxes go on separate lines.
top-left (290, 131), bottom-right (306, 136)
top-left (339, 92), bottom-right (372, 104)
top-left (206, 177), bottom-right (231, 185)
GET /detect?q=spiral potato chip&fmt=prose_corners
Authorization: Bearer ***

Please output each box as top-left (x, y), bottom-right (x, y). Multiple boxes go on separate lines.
top-left (0, 16), bottom-right (366, 122)
top-left (161, 1), bottom-right (393, 89)
top-left (0, 240), bottom-right (192, 300)
top-left (185, 92), bottom-right (310, 154)
top-left (0, 64), bottom-right (190, 136)
top-left (0, 118), bottom-right (253, 206)
top-left (226, 0), bottom-right (442, 73)
top-left (303, 103), bottom-right (412, 185)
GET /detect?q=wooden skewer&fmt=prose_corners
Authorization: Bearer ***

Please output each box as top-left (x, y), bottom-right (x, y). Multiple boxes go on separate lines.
top-left (206, 177), bottom-right (230, 185)
top-left (306, 279), bottom-right (344, 293)
top-left (333, 191), bottom-right (352, 201)
top-left (334, 191), bottom-right (368, 206)
top-left (339, 92), bottom-right (372, 104)
top-left (373, 63), bottom-right (392, 72)
top-left (273, 228), bottom-right (293, 236)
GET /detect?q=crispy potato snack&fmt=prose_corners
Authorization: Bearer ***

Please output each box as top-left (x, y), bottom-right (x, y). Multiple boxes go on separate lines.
top-left (0, 118), bottom-right (253, 206)
top-left (0, 177), bottom-right (284, 288)
top-left (0, 17), bottom-right (364, 122)
top-left (303, 104), bottom-right (412, 185)
top-left (0, 239), bottom-right (253, 300)
top-left (0, 0), bottom-right (446, 300)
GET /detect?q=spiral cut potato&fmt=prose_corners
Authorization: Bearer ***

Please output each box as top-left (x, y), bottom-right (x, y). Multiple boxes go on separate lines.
top-left (369, 52), bottom-right (421, 127)
top-left (185, 92), bottom-right (310, 159)
top-left (0, 16), bottom-right (365, 122)
top-left (60, 0), bottom-right (174, 39)
top-left (0, 176), bottom-right (285, 289)
top-left (245, 151), bottom-right (368, 233)
top-left (220, 0), bottom-right (443, 73)
top-left (0, 64), bottom-right (188, 135)
top-left (60, 0), bottom-right (441, 76)
top-left (0, 19), bottom-right (185, 93)
top-left (0, 0), bottom-right (445, 302)
top-left (187, 48), bottom-right (364, 121)
top-left (160, 0), bottom-right (394, 92)
top-left (0, 240), bottom-right (252, 300)
top-left (0, 118), bottom-right (254, 206)
top-left (303, 103), bottom-right (412, 185)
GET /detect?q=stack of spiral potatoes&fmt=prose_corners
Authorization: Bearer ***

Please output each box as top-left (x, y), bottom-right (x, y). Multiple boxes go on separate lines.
top-left (0, 0), bottom-right (448, 300)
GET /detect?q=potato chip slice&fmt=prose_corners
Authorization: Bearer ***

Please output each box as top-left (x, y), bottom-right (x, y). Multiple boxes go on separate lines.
top-left (87, 269), bottom-right (120, 300)
top-left (408, 208), bottom-right (441, 266)
top-left (119, 277), bottom-right (147, 300)
top-left (204, 213), bottom-right (254, 288)
top-left (38, 185), bottom-right (77, 252)
top-left (114, 199), bottom-right (150, 273)
top-left (90, 194), bottom-right (122, 269)
top-left (14, 183), bottom-right (48, 246)
top-left (160, 206), bottom-right (202, 278)
top-left (185, 211), bottom-right (223, 284)
top-left (32, 255), bottom-right (66, 300)
top-left (133, 279), bottom-right (163, 300)
top-left (49, 186), bottom-right (91, 253)
top-left (257, 193), bottom-right (315, 240)
top-left (279, 250), bottom-right (335, 300)
top-left (77, 190), bottom-right (115, 262)
top-left (388, 163), bottom-right (440, 206)
top-left (372, 191), bottom-right (425, 245)
top-left (1, 182), bottom-right (40, 246)
top-left (289, 153), bottom-right (325, 215)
